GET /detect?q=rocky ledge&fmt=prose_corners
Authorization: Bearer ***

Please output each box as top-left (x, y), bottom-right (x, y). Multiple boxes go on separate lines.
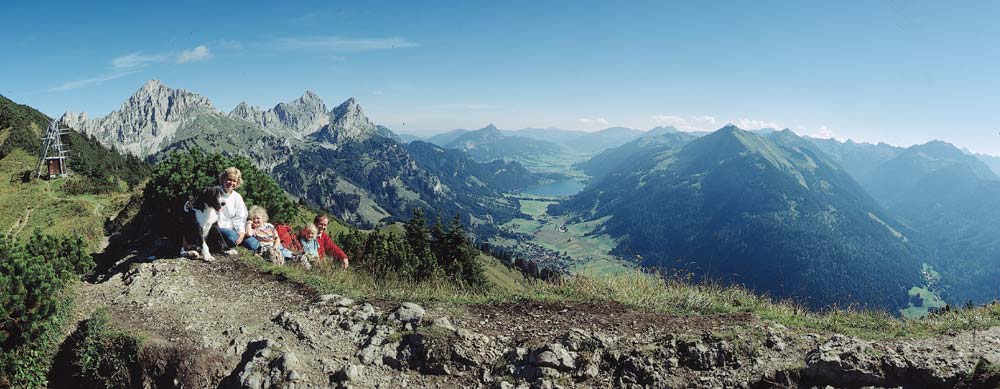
top-left (68, 257), bottom-right (1000, 388)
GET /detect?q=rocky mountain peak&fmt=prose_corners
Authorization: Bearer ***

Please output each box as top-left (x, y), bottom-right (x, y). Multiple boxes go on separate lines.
top-left (230, 101), bottom-right (261, 117)
top-left (719, 124), bottom-right (742, 133)
top-left (273, 92), bottom-right (329, 136)
top-left (57, 79), bottom-right (218, 157)
top-left (473, 124), bottom-right (503, 138)
top-left (332, 97), bottom-right (362, 117)
top-left (227, 92), bottom-right (330, 137)
top-left (141, 78), bottom-right (165, 91)
top-left (300, 90), bottom-right (322, 103)
top-left (310, 98), bottom-right (379, 145)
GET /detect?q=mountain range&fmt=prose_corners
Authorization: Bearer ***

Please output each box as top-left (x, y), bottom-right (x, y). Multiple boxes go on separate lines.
top-left (828, 139), bottom-right (1000, 304)
top-left (552, 126), bottom-right (928, 310)
top-left (57, 80), bottom-right (532, 228)
top-left (34, 79), bottom-right (1000, 310)
top-left (409, 125), bottom-right (668, 171)
top-left (443, 124), bottom-right (569, 165)
top-left (575, 130), bottom-right (697, 179)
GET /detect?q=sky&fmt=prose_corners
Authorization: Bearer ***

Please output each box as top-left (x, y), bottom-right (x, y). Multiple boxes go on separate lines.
top-left (4, 0), bottom-right (1000, 154)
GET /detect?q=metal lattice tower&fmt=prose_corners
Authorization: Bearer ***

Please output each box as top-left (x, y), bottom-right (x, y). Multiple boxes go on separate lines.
top-left (35, 120), bottom-right (70, 178)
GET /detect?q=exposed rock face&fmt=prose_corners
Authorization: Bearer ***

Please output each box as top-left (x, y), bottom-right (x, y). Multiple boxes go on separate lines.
top-left (228, 102), bottom-right (281, 134)
top-left (58, 79), bottom-right (216, 157)
top-left (228, 91), bottom-right (329, 137)
top-left (57, 79), bottom-right (522, 229)
top-left (68, 256), bottom-right (1000, 389)
top-left (309, 98), bottom-right (380, 145)
top-left (275, 91), bottom-right (329, 137)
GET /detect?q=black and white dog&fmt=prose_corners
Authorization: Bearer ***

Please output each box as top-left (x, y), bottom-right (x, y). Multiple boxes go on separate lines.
top-left (180, 186), bottom-right (228, 262)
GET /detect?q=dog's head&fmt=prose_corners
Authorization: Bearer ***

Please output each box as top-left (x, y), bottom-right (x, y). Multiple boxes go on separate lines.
top-left (193, 185), bottom-right (226, 211)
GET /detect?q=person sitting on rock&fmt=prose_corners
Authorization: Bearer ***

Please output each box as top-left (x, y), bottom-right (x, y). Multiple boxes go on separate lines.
top-left (246, 205), bottom-right (293, 259)
top-left (216, 167), bottom-right (258, 254)
top-left (313, 214), bottom-right (350, 269)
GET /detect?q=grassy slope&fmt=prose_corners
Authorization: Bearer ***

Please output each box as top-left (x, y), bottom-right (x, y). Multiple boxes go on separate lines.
top-left (0, 149), bottom-right (131, 251)
top-left (239, 245), bottom-right (1000, 340)
top-left (232, 205), bottom-right (1000, 341)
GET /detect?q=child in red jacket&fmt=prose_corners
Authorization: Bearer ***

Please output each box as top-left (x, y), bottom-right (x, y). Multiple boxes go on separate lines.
top-left (275, 215), bottom-right (350, 270)
top-left (314, 214), bottom-right (350, 269)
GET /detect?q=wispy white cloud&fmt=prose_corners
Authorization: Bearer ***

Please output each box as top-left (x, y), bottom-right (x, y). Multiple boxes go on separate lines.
top-left (651, 114), bottom-right (718, 131)
top-left (112, 45), bottom-right (213, 69)
top-left (52, 44), bottom-right (211, 92)
top-left (111, 52), bottom-right (169, 69)
top-left (793, 124), bottom-right (838, 139)
top-left (48, 70), bottom-right (142, 92)
top-left (273, 36), bottom-right (421, 51)
top-left (733, 118), bottom-right (782, 130)
top-left (651, 114), bottom-right (783, 132)
top-left (372, 90), bottom-right (385, 96)
top-left (577, 117), bottom-right (609, 126)
top-left (177, 45), bottom-right (211, 63)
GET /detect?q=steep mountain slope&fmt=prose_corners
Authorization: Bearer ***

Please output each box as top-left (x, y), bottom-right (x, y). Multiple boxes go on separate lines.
top-left (0, 93), bottom-right (50, 158)
top-left (576, 131), bottom-right (696, 179)
top-left (59, 80), bottom-right (523, 228)
top-left (861, 140), bottom-right (1000, 304)
top-left (1, 94), bottom-right (150, 186)
top-left (860, 140), bottom-right (997, 204)
top-left (59, 80), bottom-right (224, 158)
top-left (228, 90), bottom-right (328, 138)
top-left (405, 141), bottom-right (542, 191)
top-left (805, 137), bottom-right (903, 180)
top-left (398, 133), bottom-right (424, 143)
top-left (444, 124), bottom-right (568, 164)
top-left (426, 129), bottom-right (469, 146)
top-left (551, 126), bottom-right (925, 310)
top-left (975, 152), bottom-right (1000, 176)
top-left (645, 126), bottom-right (682, 136)
top-left (563, 127), bottom-right (644, 154)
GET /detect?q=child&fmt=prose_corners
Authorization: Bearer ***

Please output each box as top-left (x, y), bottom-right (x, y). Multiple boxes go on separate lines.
top-left (295, 224), bottom-right (320, 269)
top-left (245, 206), bottom-right (293, 261)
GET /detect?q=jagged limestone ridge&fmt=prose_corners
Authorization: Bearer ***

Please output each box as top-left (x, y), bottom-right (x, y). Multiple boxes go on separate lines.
top-left (58, 79), bottom-right (218, 157)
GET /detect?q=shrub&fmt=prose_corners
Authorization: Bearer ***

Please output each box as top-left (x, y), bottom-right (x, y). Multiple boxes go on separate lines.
top-left (0, 232), bottom-right (91, 387)
top-left (146, 148), bottom-right (297, 224)
top-left (70, 310), bottom-right (143, 388)
top-left (336, 210), bottom-right (486, 287)
top-left (60, 175), bottom-right (122, 195)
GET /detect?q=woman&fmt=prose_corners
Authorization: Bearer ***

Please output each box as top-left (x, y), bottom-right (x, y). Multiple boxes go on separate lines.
top-left (217, 167), bottom-right (259, 253)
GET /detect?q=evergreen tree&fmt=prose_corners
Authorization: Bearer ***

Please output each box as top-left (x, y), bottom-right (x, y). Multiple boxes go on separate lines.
top-left (403, 208), bottom-right (438, 280)
top-left (446, 215), bottom-right (486, 287)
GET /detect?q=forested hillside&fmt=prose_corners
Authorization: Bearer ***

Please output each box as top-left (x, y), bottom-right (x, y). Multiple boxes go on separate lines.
top-left (860, 140), bottom-right (1000, 304)
top-left (552, 126), bottom-right (926, 310)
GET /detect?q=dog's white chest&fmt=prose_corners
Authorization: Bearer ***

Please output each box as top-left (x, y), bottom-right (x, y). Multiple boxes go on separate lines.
top-left (195, 208), bottom-right (219, 233)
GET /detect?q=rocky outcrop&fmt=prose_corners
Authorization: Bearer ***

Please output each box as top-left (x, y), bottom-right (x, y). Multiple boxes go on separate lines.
top-left (309, 98), bottom-right (380, 146)
top-left (59, 79), bottom-right (216, 157)
top-left (228, 91), bottom-right (329, 137)
top-left (69, 255), bottom-right (1000, 389)
top-left (228, 102), bottom-right (281, 134)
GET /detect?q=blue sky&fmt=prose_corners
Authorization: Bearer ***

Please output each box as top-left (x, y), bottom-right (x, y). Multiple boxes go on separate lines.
top-left (5, 1), bottom-right (1000, 154)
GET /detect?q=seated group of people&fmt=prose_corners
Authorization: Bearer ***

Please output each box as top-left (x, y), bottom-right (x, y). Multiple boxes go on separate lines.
top-left (185, 166), bottom-right (350, 269)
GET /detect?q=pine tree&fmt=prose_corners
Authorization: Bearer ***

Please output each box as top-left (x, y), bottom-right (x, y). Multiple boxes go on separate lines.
top-left (404, 208), bottom-right (438, 280)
